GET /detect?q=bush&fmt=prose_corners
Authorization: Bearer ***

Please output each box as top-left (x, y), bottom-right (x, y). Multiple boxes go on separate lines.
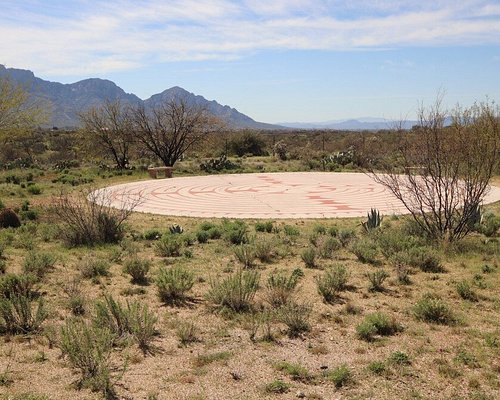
top-left (255, 221), bottom-right (273, 233)
top-left (143, 229), bottom-right (162, 240)
top-left (392, 247), bottom-right (443, 273)
top-left (327, 364), bottom-right (352, 388)
top-left (0, 209), bottom-right (21, 229)
top-left (176, 320), bottom-right (199, 346)
top-left (366, 270), bottom-right (389, 292)
top-left (78, 256), bottom-right (110, 279)
top-left (0, 259), bottom-right (5, 274)
top-left (196, 230), bottom-right (209, 243)
top-left (283, 225), bottom-right (300, 237)
top-left (265, 379), bottom-right (290, 394)
top-left (0, 273), bottom-right (35, 298)
top-left (93, 293), bottom-right (157, 351)
top-left (229, 132), bottom-right (267, 156)
top-left (356, 312), bottom-right (402, 341)
top-left (155, 235), bottom-right (182, 257)
top-left (123, 257), bottom-right (150, 284)
top-left (318, 236), bottom-right (341, 259)
top-left (27, 185), bottom-right (42, 195)
top-left (373, 228), bottom-right (423, 258)
top-left (265, 271), bottom-right (299, 307)
top-left (389, 351), bottom-right (411, 365)
top-left (234, 244), bottom-right (256, 268)
top-left (223, 220), bottom-right (248, 245)
top-left (0, 294), bottom-right (47, 334)
top-left (275, 361), bottom-right (312, 382)
top-left (301, 247), bottom-right (317, 268)
top-left (60, 318), bottom-right (114, 394)
top-left (368, 361), bottom-right (386, 374)
top-left (277, 301), bottom-right (311, 338)
top-left (206, 269), bottom-right (259, 312)
top-left (254, 239), bottom-right (274, 263)
top-left (64, 280), bottom-right (86, 316)
top-left (51, 188), bottom-right (135, 246)
top-left (156, 266), bottom-right (194, 304)
top-left (456, 280), bottom-right (478, 301)
top-left (316, 265), bottom-right (349, 303)
top-left (351, 238), bottom-right (379, 264)
top-left (413, 293), bottom-right (456, 325)
top-left (23, 251), bottom-right (56, 280)
top-left (338, 228), bottom-right (356, 247)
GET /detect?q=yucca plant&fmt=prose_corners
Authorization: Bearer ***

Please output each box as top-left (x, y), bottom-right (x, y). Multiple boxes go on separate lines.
top-left (169, 224), bottom-right (184, 234)
top-left (362, 208), bottom-right (382, 232)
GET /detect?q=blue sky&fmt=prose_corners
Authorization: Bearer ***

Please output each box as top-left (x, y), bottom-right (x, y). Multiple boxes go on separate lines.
top-left (1, 0), bottom-right (500, 123)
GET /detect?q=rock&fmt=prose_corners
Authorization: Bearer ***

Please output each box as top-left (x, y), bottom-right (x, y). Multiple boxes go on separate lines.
top-left (296, 390), bottom-right (305, 398)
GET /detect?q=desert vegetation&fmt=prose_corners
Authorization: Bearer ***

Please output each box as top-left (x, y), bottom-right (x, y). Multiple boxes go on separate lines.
top-left (0, 86), bottom-right (499, 399)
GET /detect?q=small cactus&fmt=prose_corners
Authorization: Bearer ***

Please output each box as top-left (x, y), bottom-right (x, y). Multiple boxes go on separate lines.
top-left (362, 208), bottom-right (382, 232)
top-left (169, 224), bottom-right (184, 234)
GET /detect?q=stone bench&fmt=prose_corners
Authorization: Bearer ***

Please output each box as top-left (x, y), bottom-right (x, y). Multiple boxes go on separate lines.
top-left (147, 166), bottom-right (173, 179)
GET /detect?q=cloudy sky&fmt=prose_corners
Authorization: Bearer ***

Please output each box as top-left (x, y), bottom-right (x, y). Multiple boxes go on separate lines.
top-left (1, 0), bottom-right (500, 123)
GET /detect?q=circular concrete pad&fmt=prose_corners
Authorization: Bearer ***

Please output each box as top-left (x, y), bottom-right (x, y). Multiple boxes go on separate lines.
top-left (99, 172), bottom-right (500, 219)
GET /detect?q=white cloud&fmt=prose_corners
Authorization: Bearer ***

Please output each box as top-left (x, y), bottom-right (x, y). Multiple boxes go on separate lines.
top-left (0, 0), bottom-right (499, 76)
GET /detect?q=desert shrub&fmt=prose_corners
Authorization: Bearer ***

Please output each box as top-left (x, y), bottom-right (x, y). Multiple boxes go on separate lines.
top-left (78, 256), bottom-right (110, 279)
top-left (192, 351), bottom-right (232, 367)
top-left (316, 265), bottom-right (349, 303)
top-left (255, 221), bottom-right (273, 233)
top-left (93, 293), bottom-right (157, 351)
top-left (327, 364), bottom-right (352, 388)
top-left (318, 236), bottom-right (341, 259)
top-left (229, 131), bottom-right (267, 156)
top-left (27, 185), bottom-right (42, 195)
top-left (351, 238), bottom-right (379, 264)
top-left (283, 224), bottom-right (300, 237)
top-left (155, 235), bottom-right (182, 257)
top-left (373, 228), bottom-right (423, 258)
top-left (277, 301), bottom-right (311, 338)
top-left (207, 226), bottom-right (222, 239)
top-left (301, 247), bottom-right (317, 268)
top-left (254, 239), bottom-right (274, 263)
top-left (392, 247), bottom-right (443, 272)
top-left (395, 264), bottom-right (412, 285)
top-left (366, 270), bottom-right (389, 292)
top-left (123, 257), bottom-right (150, 284)
top-left (51, 189), bottom-right (135, 247)
top-left (473, 211), bottom-right (500, 237)
top-left (176, 320), bottom-right (199, 346)
top-left (0, 259), bottom-right (5, 274)
top-left (222, 220), bottom-right (249, 245)
top-left (327, 225), bottom-right (339, 237)
top-left (143, 229), bottom-right (162, 240)
top-left (60, 318), bottom-right (114, 394)
top-left (206, 269), bottom-right (259, 312)
top-left (338, 228), bottom-right (356, 247)
top-left (389, 351), bottom-right (411, 365)
top-left (156, 266), bottom-right (194, 304)
top-left (274, 361), bottom-right (312, 382)
top-left (265, 379), bottom-right (290, 394)
top-left (356, 312), bottom-right (402, 341)
top-left (265, 271), bottom-right (299, 307)
top-left (413, 293), bottom-right (456, 325)
top-left (234, 244), bottom-right (256, 268)
top-left (456, 280), bottom-right (478, 301)
top-left (64, 280), bottom-right (86, 316)
top-left (368, 361), bottom-right (386, 374)
top-left (196, 230), bottom-right (209, 243)
top-left (0, 209), bottom-right (21, 229)
top-left (0, 294), bottom-right (47, 334)
top-left (0, 273), bottom-right (35, 298)
top-left (22, 251), bottom-right (56, 280)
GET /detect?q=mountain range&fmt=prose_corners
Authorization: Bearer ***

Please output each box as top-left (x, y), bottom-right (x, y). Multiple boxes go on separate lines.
top-left (0, 65), bottom-right (282, 130)
top-left (278, 118), bottom-right (416, 130)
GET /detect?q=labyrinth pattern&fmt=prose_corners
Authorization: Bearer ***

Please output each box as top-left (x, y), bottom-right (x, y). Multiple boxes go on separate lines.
top-left (96, 172), bottom-right (500, 219)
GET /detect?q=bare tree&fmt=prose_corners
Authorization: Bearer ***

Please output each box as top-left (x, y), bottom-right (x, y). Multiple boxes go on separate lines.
top-left (79, 100), bottom-right (134, 169)
top-left (132, 99), bottom-right (222, 167)
top-left (370, 98), bottom-right (499, 242)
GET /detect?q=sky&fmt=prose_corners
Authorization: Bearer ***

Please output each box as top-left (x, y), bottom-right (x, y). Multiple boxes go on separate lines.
top-left (1, 0), bottom-right (500, 123)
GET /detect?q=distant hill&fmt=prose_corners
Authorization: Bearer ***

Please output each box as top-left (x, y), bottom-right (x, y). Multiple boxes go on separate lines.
top-left (0, 65), bottom-right (284, 130)
top-left (279, 118), bottom-right (417, 130)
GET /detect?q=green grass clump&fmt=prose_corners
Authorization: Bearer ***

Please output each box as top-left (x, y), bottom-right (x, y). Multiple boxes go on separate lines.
top-left (368, 361), bottom-right (386, 374)
top-left (356, 312), bottom-right (402, 341)
top-left (392, 247), bottom-right (443, 273)
top-left (265, 379), bottom-right (290, 394)
top-left (388, 351), bottom-right (411, 365)
top-left (318, 236), bottom-right (341, 258)
top-left (254, 239), bottom-right (274, 263)
top-left (274, 361), bottom-right (312, 382)
top-left (255, 221), bottom-right (273, 233)
top-left (156, 266), bottom-right (195, 305)
top-left (222, 220), bottom-right (249, 244)
top-left (456, 280), bottom-right (478, 301)
top-left (234, 244), bottom-right (256, 268)
top-left (123, 257), bottom-right (151, 284)
top-left (78, 256), bottom-right (110, 279)
top-left (0, 273), bottom-right (35, 298)
top-left (175, 320), bottom-right (199, 346)
top-left (327, 364), bottom-right (352, 388)
top-left (206, 269), bottom-right (259, 312)
top-left (60, 318), bottom-right (115, 395)
top-left (366, 269), bottom-right (389, 292)
top-left (193, 351), bottom-right (232, 368)
top-left (277, 301), bottom-right (312, 338)
top-left (23, 251), bottom-right (56, 280)
top-left (283, 224), bottom-right (300, 237)
top-left (316, 264), bottom-right (349, 303)
top-left (413, 293), bottom-right (457, 325)
top-left (301, 247), bottom-right (317, 268)
top-left (155, 235), bottom-right (182, 257)
top-left (351, 238), bottom-right (379, 264)
top-left (196, 230), bottom-right (209, 243)
top-left (265, 271), bottom-right (299, 307)
top-left (0, 293), bottom-right (47, 334)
